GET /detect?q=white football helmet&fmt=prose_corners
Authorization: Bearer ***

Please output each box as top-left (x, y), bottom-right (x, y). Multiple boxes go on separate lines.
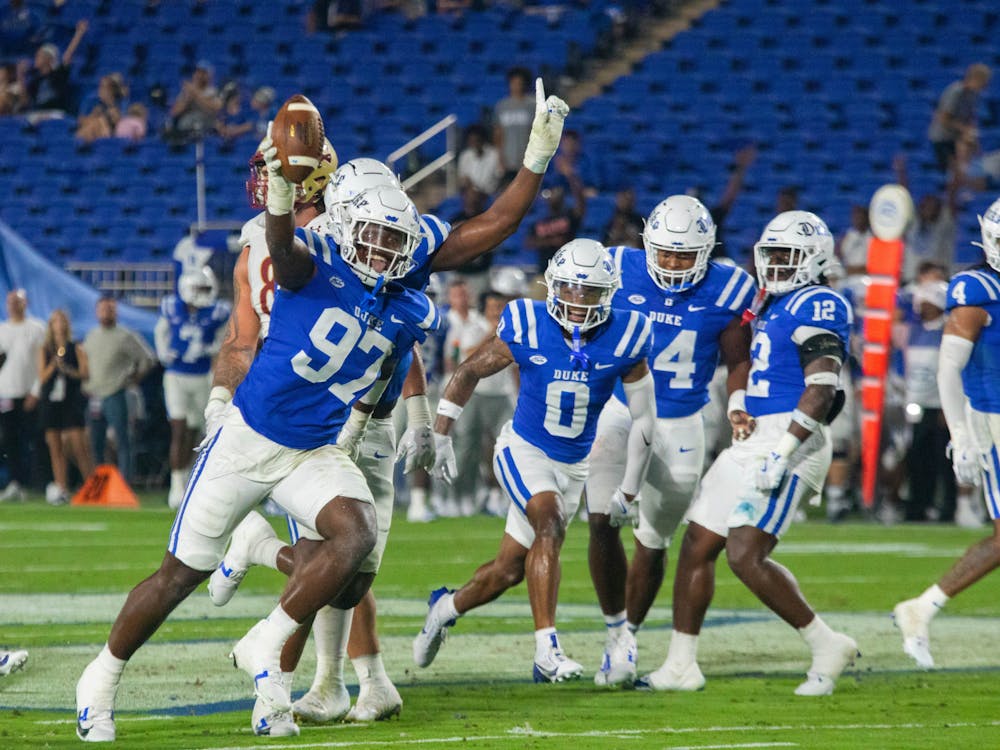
top-left (974, 195), bottom-right (1000, 272)
top-left (643, 195), bottom-right (715, 291)
top-left (324, 158), bottom-right (402, 244)
top-left (246, 137), bottom-right (337, 211)
top-left (341, 185), bottom-right (421, 286)
top-left (754, 211), bottom-right (835, 294)
top-left (490, 265), bottom-right (528, 297)
top-left (177, 265), bottom-right (218, 308)
top-left (544, 239), bottom-right (620, 332)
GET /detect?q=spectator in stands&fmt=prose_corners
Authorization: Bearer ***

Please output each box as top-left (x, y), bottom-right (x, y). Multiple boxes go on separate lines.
top-left (216, 81), bottom-right (255, 142)
top-left (0, 289), bottom-right (45, 502)
top-left (249, 85), bottom-right (276, 140)
top-left (307, 0), bottom-right (365, 32)
top-left (19, 18), bottom-right (88, 116)
top-left (895, 154), bottom-right (957, 281)
top-left (75, 73), bottom-right (127, 143)
top-left (0, 62), bottom-right (27, 115)
top-left (836, 204), bottom-right (872, 278)
top-left (928, 63), bottom-right (992, 174)
top-left (706, 144), bottom-right (757, 258)
top-left (0, 0), bottom-right (44, 59)
top-left (602, 187), bottom-right (644, 247)
top-left (37, 309), bottom-right (93, 506)
top-left (83, 296), bottom-right (155, 484)
top-left (114, 102), bottom-right (148, 141)
top-left (166, 61), bottom-right (222, 141)
top-left (447, 185), bottom-right (494, 299)
top-left (458, 124), bottom-right (502, 196)
top-left (493, 67), bottom-right (535, 183)
top-left (550, 129), bottom-right (598, 194)
top-left (526, 173), bottom-right (586, 275)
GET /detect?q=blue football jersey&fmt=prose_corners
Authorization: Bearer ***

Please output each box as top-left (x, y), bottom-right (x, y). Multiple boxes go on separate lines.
top-left (608, 248), bottom-right (756, 417)
top-left (947, 268), bottom-right (1000, 413)
top-left (498, 299), bottom-right (652, 463)
top-left (159, 295), bottom-right (230, 375)
top-left (745, 285), bottom-right (853, 417)
top-left (233, 229), bottom-right (440, 449)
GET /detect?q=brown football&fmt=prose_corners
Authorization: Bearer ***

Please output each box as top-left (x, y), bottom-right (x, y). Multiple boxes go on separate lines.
top-left (271, 94), bottom-right (325, 184)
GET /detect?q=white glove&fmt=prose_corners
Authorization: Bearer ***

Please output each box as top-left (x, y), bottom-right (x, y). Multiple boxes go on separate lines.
top-left (262, 121), bottom-right (294, 216)
top-left (522, 78), bottom-right (570, 174)
top-left (431, 432), bottom-right (457, 484)
top-left (608, 488), bottom-right (638, 528)
top-left (755, 450), bottom-right (790, 492)
top-left (336, 408), bottom-right (370, 462)
top-left (396, 423), bottom-right (436, 473)
top-left (203, 386), bottom-right (231, 438)
top-left (948, 441), bottom-right (982, 486)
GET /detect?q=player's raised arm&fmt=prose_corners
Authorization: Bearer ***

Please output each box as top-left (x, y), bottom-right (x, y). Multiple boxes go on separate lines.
top-left (431, 78), bottom-right (569, 271)
top-left (431, 334), bottom-right (515, 483)
top-left (938, 305), bottom-right (989, 485)
top-left (260, 124), bottom-right (316, 290)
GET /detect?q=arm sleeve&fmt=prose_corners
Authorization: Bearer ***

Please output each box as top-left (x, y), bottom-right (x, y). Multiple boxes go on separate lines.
top-left (620, 371), bottom-right (656, 496)
top-left (937, 333), bottom-right (974, 443)
top-left (154, 318), bottom-right (172, 363)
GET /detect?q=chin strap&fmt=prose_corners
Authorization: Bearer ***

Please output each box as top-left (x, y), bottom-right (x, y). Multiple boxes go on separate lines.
top-left (361, 274), bottom-right (386, 312)
top-left (569, 325), bottom-right (590, 370)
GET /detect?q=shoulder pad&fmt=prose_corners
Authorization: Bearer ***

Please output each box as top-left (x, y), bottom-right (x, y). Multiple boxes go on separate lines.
top-left (611, 309), bottom-right (652, 360)
top-left (498, 298), bottom-right (541, 349)
top-left (705, 263), bottom-right (757, 312)
top-left (785, 286), bottom-right (853, 328)
top-left (947, 271), bottom-right (1000, 309)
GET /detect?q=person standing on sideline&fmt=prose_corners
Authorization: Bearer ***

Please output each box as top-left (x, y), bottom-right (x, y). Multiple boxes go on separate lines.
top-left (0, 289), bottom-right (45, 501)
top-left (893, 196), bottom-right (1000, 668)
top-left (37, 309), bottom-right (93, 505)
top-left (83, 296), bottom-right (155, 484)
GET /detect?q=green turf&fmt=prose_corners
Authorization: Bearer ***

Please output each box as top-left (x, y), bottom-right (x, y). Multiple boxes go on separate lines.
top-left (2, 496), bottom-right (999, 749)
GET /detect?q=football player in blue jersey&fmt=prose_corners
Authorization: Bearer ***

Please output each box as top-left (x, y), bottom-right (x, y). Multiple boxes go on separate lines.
top-left (641, 211), bottom-right (860, 696)
top-left (74, 143), bottom-right (441, 742)
top-left (893, 195), bottom-right (1000, 669)
top-left (413, 239), bottom-right (657, 682)
top-left (201, 81), bottom-right (571, 728)
top-left (154, 265), bottom-right (231, 509)
top-left (585, 195), bottom-right (755, 687)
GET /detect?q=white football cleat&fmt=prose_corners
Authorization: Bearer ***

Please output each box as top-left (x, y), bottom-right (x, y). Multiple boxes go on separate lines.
top-left (75, 659), bottom-right (117, 742)
top-left (0, 481), bottom-right (25, 503)
top-left (533, 637), bottom-right (584, 684)
top-left (208, 511), bottom-right (276, 606)
top-left (594, 630), bottom-right (637, 687)
top-left (251, 673), bottom-right (299, 738)
top-left (0, 649), bottom-right (28, 676)
top-left (636, 660), bottom-right (705, 691)
top-left (345, 676), bottom-right (402, 721)
top-left (413, 587), bottom-right (456, 668)
top-left (230, 621), bottom-right (292, 725)
top-left (292, 684), bottom-right (351, 724)
top-left (794, 631), bottom-right (860, 696)
top-left (893, 599), bottom-right (934, 669)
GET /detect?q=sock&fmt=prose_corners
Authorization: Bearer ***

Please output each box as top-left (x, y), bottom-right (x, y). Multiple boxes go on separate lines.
top-left (534, 627), bottom-right (558, 659)
top-left (352, 652), bottom-right (387, 687)
top-left (96, 644), bottom-right (127, 681)
top-left (438, 591), bottom-right (461, 620)
top-left (170, 469), bottom-right (187, 494)
top-left (604, 610), bottom-right (627, 638)
top-left (626, 620), bottom-right (640, 635)
top-left (666, 631), bottom-right (699, 666)
top-left (798, 615), bottom-right (836, 651)
top-left (827, 485), bottom-right (845, 503)
top-left (258, 605), bottom-right (301, 663)
top-left (410, 487), bottom-right (428, 514)
top-left (310, 606), bottom-right (351, 693)
top-left (916, 584), bottom-right (950, 619)
top-left (249, 538), bottom-right (286, 570)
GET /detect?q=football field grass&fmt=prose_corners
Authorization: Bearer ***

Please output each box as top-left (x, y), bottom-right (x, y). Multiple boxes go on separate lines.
top-left (2, 496), bottom-right (1000, 749)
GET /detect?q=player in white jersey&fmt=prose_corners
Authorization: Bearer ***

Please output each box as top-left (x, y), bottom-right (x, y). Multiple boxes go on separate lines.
top-left (74, 133), bottom-right (441, 742)
top-left (585, 196), bottom-right (754, 687)
top-left (155, 266), bottom-right (230, 508)
top-left (414, 239), bottom-right (657, 682)
top-left (893, 196), bottom-right (1000, 669)
top-left (204, 80), bottom-right (571, 725)
top-left (641, 211), bottom-right (860, 696)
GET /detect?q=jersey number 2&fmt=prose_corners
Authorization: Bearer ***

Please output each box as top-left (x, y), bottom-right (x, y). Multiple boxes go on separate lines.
top-left (747, 331), bottom-right (772, 397)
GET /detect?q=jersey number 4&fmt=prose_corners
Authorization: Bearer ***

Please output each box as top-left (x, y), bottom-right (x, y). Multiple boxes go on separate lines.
top-left (291, 307), bottom-right (391, 405)
top-left (653, 329), bottom-right (697, 389)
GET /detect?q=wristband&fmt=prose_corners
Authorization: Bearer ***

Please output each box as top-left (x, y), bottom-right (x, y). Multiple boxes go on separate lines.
top-left (405, 393), bottom-right (432, 427)
top-left (775, 431), bottom-right (802, 458)
top-left (208, 386), bottom-right (233, 404)
top-left (804, 370), bottom-right (839, 386)
top-left (727, 389), bottom-right (747, 415)
top-left (791, 408), bottom-right (819, 433)
top-left (436, 399), bottom-right (464, 421)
